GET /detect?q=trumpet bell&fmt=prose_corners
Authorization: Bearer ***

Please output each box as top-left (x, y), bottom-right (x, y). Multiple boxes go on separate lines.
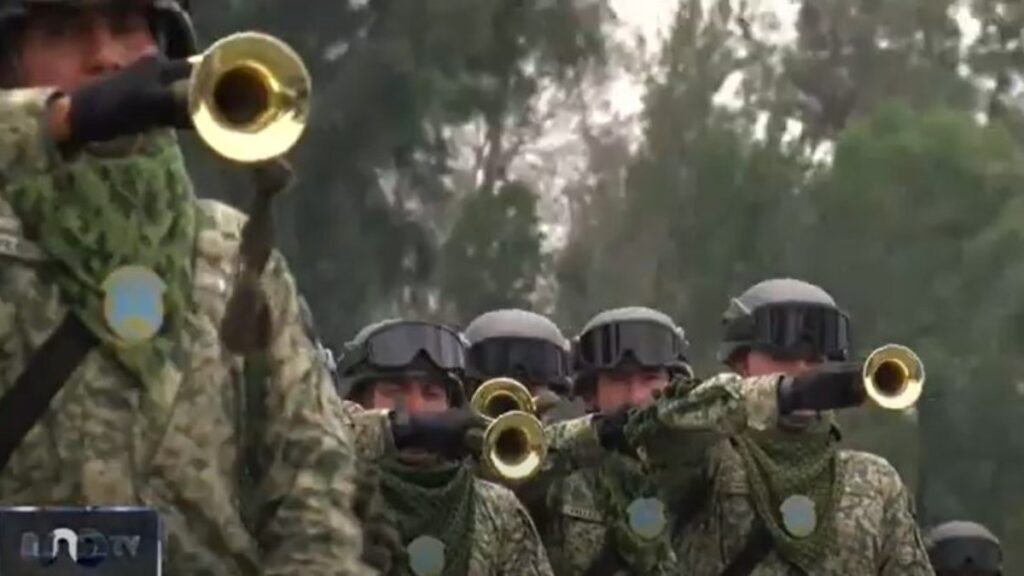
top-left (188, 32), bottom-right (311, 163)
top-left (470, 377), bottom-right (536, 419)
top-left (862, 344), bottom-right (925, 410)
top-left (481, 411), bottom-right (548, 483)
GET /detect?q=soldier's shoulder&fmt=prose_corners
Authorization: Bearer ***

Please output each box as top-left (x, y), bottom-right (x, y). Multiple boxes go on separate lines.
top-left (544, 414), bottom-right (594, 447)
top-left (473, 478), bottom-right (534, 520)
top-left (195, 198), bottom-right (248, 244)
top-left (838, 449), bottom-right (906, 495)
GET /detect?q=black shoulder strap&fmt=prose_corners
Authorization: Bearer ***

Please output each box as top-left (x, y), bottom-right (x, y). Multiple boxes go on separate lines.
top-left (0, 313), bottom-right (98, 470)
top-left (720, 524), bottom-right (774, 576)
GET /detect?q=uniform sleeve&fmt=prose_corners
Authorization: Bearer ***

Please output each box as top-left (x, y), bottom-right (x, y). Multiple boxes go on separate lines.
top-left (0, 89), bottom-right (66, 188)
top-left (878, 473), bottom-right (935, 575)
top-left (623, 373), bottom-right (782, 494)
top-left (483, 484), bottom-right (555, 576)
top-left (254, 250), bottom-right (372, 576)
top-left (512, 415), bottom-right (601, 520)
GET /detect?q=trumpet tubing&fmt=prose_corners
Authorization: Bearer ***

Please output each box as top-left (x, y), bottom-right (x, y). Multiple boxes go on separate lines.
top-left (861, 344), bottom-right (925, 410)
top-left (470, 377), bottom-right (546, 483)
top-left (187, 32), bottom-right (311, 163)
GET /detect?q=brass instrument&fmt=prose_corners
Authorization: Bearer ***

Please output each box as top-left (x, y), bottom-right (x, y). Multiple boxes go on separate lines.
top-left (470, 378), bottom-right (548, 483)
top-left (186, 32), bottom-right (311, 163)
top-left (861, 344), bottom-right (925, 410)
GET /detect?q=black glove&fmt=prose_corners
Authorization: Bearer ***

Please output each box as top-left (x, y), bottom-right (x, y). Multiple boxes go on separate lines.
top-left (778, 362), bottom-right (865, 414)
top-left (594, 407), bottom-right (633, 454)
top-left (352, 463), bottom-right (405, 574)
top-left (390, 408), bottom-right (485, 459)
top-left (65, 54), bottom-right (192, 146)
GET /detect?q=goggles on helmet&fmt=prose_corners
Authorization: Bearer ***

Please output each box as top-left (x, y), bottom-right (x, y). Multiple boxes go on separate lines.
top-left (347, 322), bottom-right (466, 373)
top-left (467, 337), bottom-right (569, 384)
top-left (575, 320), bottom-right (687, 370)
top-left (728, 304), bottom-right (850, 360)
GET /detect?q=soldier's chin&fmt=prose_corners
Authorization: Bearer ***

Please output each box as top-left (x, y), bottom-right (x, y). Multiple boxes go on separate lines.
top-left (777, 411), bottom-right (818, 431)
top-left (397, 449), bottom-right (443, 466)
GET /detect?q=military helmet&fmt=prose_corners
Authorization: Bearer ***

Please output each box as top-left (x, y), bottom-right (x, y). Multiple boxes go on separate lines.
top-left (718, 278), bottom-right (851, 365)
top-left (572, 306), bottom-right (690, 397)
top-left (0, 0), bottom-right (197, 59)
top-left (926, 521), bottom-right (1002, 574)
top-left (464, 309), bottom-right (571, 394)
top-left (336, 318), bottom-right (468, 406)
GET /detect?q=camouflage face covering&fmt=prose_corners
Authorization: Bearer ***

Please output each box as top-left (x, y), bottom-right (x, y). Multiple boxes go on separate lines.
top-left (732, 416), bottom-right (843, 573)
top-left (377, 458), bottom-right (476, 576)
top-left (593, 453), bottom-right (675, 573)
top-left (3, 130), bottom-right (195, 388)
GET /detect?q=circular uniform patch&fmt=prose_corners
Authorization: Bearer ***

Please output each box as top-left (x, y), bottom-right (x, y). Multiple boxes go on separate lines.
top-left (407, 535), bottom-right (446, 576)
top-left (780, 494), bottom-right (817, 538)
top-left (102, 266), bottom-right (166, 344)
top-left (627, 497), bottom-right (667, 540)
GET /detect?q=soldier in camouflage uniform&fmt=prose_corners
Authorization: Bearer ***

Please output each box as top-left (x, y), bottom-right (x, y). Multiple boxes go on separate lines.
top-left (538, 307), bottom-right (692, 576)
top-left (338, 319), bottom-right (554, 576)
top-left (619, 279), bottom-right (934, 575)
top-left (0, 1), bottom-right (369, 574)
top-left (464, 308), bottom-right (576, 422)
top-left (925, 521), bottom-right (1002, 576)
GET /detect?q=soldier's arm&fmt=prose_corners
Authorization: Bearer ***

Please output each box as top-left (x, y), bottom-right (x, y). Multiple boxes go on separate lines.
top-left (877, 471), bottom-right (935, 575)
top-left (622, 373), bottom-right (782, 489)
top-left (481, 483), bottom-right (555, 576)
top-left (255, 250), bottom-right (371, 576)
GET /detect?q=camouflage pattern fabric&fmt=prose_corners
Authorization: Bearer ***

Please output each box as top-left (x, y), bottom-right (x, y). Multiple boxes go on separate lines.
top-left (0, 88), bottom-right (371, 576)
top-left (626, 373), bottom-right (935, 575)
top-left (2, 106), bottom-right (195, 395)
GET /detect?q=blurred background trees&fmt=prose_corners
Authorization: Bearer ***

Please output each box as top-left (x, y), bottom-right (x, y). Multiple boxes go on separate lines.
top-left (188, 0), bottom-right (1024, 565)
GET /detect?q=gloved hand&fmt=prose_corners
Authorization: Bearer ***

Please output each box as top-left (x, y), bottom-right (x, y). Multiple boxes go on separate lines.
top-left (352, 463), bottom-right (405, 574)
top-left (390, 408), bottom-right (486, 459)
top-left (594, 407), bottom-right (633, 454)
top-left (778, 361), bottom-right (865, 414)
top-left (59, 54), bottom-right (192, 147)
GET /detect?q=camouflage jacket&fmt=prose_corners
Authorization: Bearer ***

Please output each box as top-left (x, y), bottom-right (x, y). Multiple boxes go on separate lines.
top-left (0, 89), bottom-right (370, 576)
top-left (348, 408), bottom-right (555, 576)
top-left (626, 373), bottom-right (935, 575)
top-left (532, 416), bottom-right (680, 576)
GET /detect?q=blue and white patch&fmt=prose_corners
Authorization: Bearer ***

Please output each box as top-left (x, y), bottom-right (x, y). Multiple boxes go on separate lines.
top-left (407, 535), bottom-right (445, 576)
top-left (102, 265), bottom-right (166, 345)
top-left (780, 494), bottom-right (817, 538)
top-left (627, 497), bottom-right (667, 540)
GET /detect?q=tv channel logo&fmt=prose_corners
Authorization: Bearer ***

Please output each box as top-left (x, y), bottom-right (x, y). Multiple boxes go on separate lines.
top-left (0, 506), bottom-right (160, 575)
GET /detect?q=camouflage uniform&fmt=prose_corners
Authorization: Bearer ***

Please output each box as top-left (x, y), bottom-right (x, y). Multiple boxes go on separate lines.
top-left (0, 90), bottom-right (369, 575)
top-left (627, 373), bottom-right (935, 575)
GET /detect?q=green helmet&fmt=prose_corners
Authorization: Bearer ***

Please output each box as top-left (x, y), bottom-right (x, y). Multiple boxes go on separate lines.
top-left (336, 318), bottom-right (468, 406)
top-left (0, 0), bottom-right (197, 59)
top-left (925, 521), bottom-right (1002, 574)
top-left (719, 278), bottom-right (851, 365)
top-left (463, 309), bottom-right (571, 395)
top-left (572, 306), bottom-right (691, 398)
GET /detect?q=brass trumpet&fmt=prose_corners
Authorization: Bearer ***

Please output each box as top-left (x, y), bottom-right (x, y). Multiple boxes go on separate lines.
top-left (861, 344), bottom-right (925, 410)
top-left (470, 378), bottom-right (548, 483)
top-left (186, 32), bottom-right (311, 163)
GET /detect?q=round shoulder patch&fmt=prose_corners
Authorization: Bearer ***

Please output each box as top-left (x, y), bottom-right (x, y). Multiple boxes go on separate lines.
top-left (627, 497), bottom-right (667, 540)
top-left (780, 494), bottom-right (817, 538)
top-left (407, 535), bottom-right (446, 576)
top-left (102, 265), bottom-right (166, 345)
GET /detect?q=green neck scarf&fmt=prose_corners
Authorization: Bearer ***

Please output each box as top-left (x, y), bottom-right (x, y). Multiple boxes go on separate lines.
top-left (3, 131), bottom-right (196, 386)
top-left (378, 457), bottom-right (476, 576)
top-left (593, 452), bottom-right (675, 574)
top-left (732, 416), bottom-right (843, 573)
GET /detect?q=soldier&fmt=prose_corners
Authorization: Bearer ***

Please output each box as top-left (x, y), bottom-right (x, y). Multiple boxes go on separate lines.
top-left (619, 278), bottom-right (934, 575)
top-left (338, 319), bottom-right (555, 576)
top-left (925, 521), bottom-right (1002, 576)
top-left (540, 307), bottom-right (692, 576)
top-left (0, 1), bottom-right (368, 574)
top-left (464, 308), bottom-right (575, 421)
